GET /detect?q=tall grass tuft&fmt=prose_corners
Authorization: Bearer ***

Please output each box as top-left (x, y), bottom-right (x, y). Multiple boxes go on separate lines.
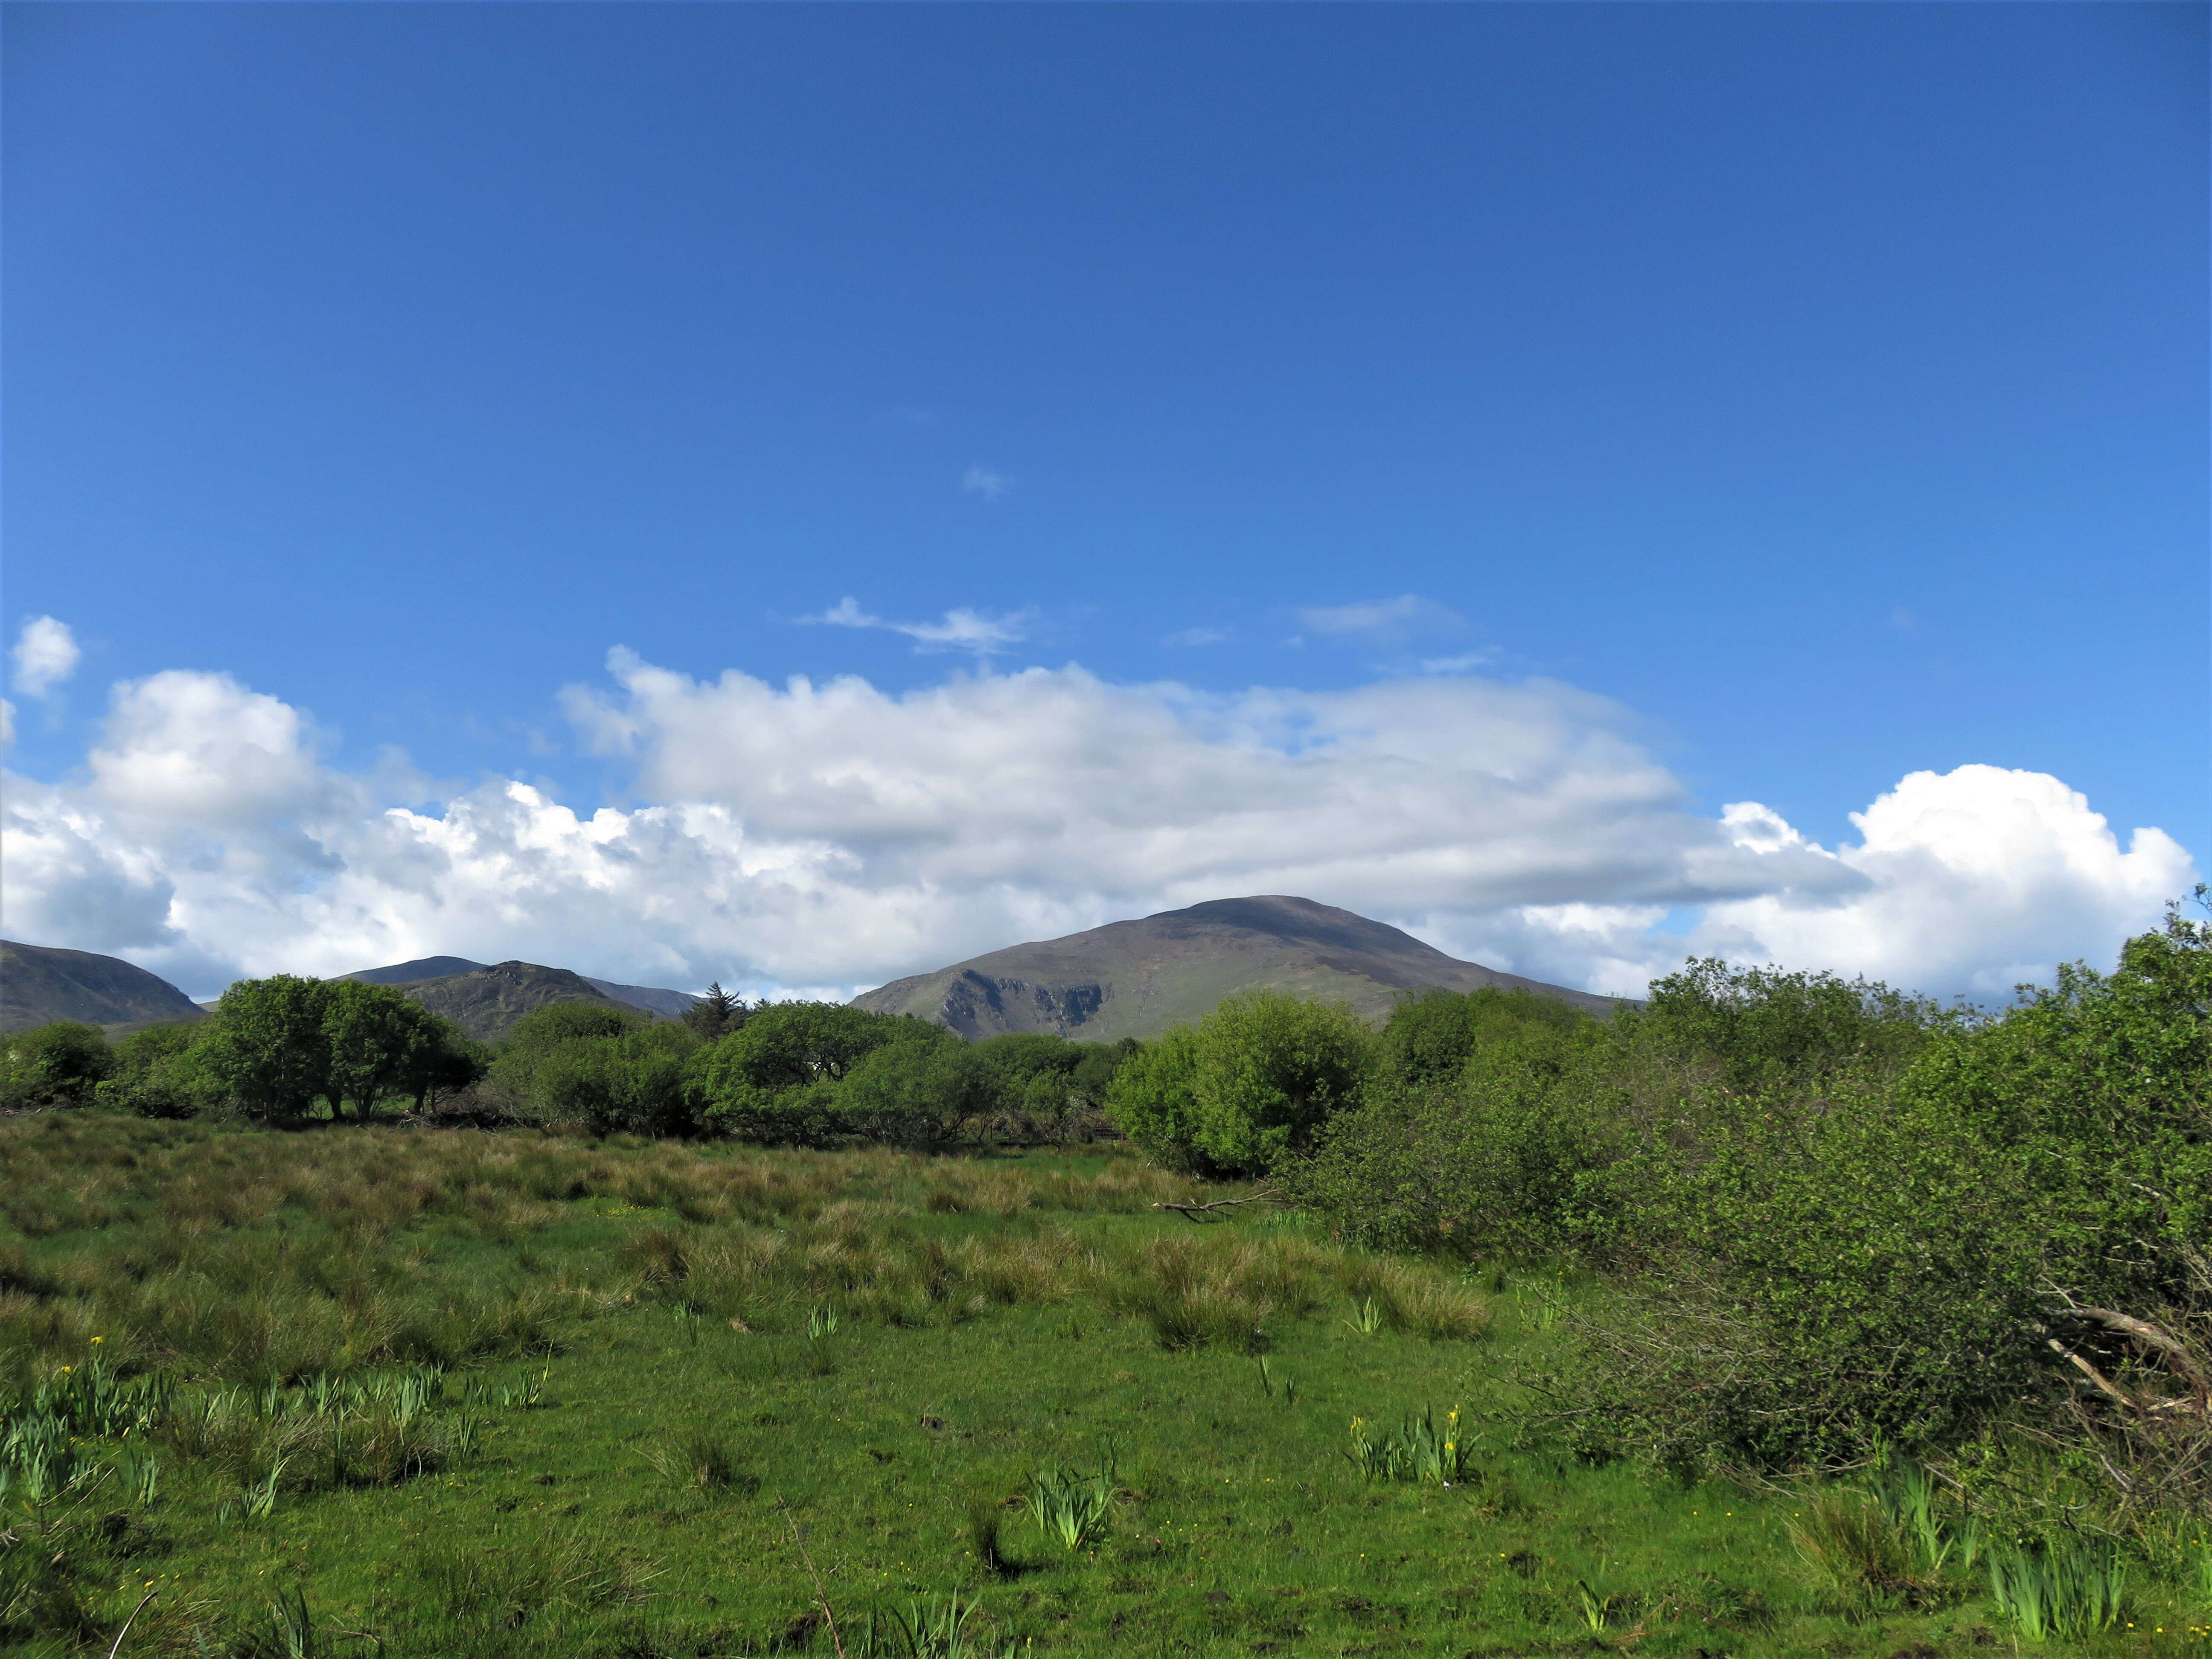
top-left (1028, 1449), bottom-right (1116, 1551)
top-left (1985, 1533), bottom-right (2125, 1640)
top-left (968, 1498), bottom-right (1013, 1577)
top-left (1787, 1490), bottom-right (1915, 1611)
top-left (860, 1590), bottom-right (1018, 1659)
top-left (1345, 1406), bottom-right (1473, 1485)
top-left (653, 1426), bottom-right (753, 1497)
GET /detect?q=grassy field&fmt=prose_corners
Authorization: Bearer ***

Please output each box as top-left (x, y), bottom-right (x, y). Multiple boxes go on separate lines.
top-left (1, 1117), bottom-right (2204, 1657)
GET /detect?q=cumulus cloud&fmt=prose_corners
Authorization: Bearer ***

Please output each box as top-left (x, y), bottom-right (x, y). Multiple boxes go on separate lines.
top-left (11, 616), bottom-right (80, 698)
top-left (0, 650), bottom-right (2195, 1003)
top-left (803, 597), bottom-right (1030, 656)
top-left (961, 465), bottom-right (1009, 502)
top-left (1695, 767), bottom-right (2195, 999)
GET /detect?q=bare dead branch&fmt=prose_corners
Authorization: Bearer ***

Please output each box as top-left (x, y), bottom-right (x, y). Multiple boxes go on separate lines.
top-left (1152, 1186), bottom-right (1281, 1222)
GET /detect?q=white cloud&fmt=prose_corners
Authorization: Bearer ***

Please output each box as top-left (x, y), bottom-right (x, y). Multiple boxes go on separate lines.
top-left (1694, 766), bottom-right (2195, 998)
top-left (1163, 627), bottom-right (1228, 648)
top-left (1299, 594), bottom-right (1465, 643)
top-left (802, 597), bottom-right (1029, 656)
top-left (1417, 652), bottom-right (1493, 675)
top-left (11, 617), bottom-right (80, 698)
top-left (961, 465), bottom-right (1010, 502)
top-left (0, 651), bottom-right (2195, 1004)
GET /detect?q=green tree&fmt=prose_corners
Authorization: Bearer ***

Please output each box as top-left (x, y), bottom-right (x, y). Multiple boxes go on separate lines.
top-left (200, 976), bottom-right (335, 1120)
top-left (682, 981), bottom-right (751, 1042)
top-left (0, 1022), bottom-right (113, 1108)
top-left (840, 1030), bottom-right (1004, 1148)
top-left (1626, 958), bottom-right (1942, 1091)
top-left (1539, 895), bottom-right (2212, 1481)
top-left (534, 1023), bottom-right (699, 1136)
top-left (1292, 1019), bottom-right (1611, 1257)
top-left (323, 981), bottom-right (441, 1119)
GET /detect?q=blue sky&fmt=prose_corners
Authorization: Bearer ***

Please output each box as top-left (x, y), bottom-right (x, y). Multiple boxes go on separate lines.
top-left (3, 6), bottom-right (2205, 1000)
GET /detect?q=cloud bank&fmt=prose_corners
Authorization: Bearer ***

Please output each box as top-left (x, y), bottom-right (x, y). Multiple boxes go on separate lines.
top-left (1, 644), bottom-right (2194, 1002)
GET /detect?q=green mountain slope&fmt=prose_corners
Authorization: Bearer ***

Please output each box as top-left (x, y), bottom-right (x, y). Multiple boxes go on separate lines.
top-left (340, 958), bottom-right (697, 1022)
top-left (383, 961), bottom-right (638, 1043)
top-left (851, 895), bottom-right (1621, 1041)
top-left (0, 941), bottom-right (207, 1035)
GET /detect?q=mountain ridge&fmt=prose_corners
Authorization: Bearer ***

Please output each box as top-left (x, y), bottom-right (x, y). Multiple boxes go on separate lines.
top-left (0, 941), bottom-right (207, 1035)
top-left (853, 895), bottom-right (1618, 1041)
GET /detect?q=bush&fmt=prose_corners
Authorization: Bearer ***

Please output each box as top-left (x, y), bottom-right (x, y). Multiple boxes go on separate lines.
top-left (0, 1022), bottom-right (112, 1108)
top-left (1108, 991), bottom-right (1372, 1176)
top-left (1624, 958), bottom-right (1944, 1092)
top-left (684, 1002), bottom-right (929, 1144)
top-left (96, 1022), bottom-right (218, 1118)
top-left (1379, 987), bottom-right (1591, 1087)
top-left (1527, 899), bottom-right (2212, 1490)
top-left (839, 1031), bottom-right (1006, 1148)
top-left (1289, 1021), bottom-right (1612, 1258)
top-left (486, 1004), bottom-right (699, 1135)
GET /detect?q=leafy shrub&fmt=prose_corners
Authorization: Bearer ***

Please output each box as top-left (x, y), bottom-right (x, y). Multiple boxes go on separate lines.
top-left (1289, 1020), bottom-right (1611, 1258)
top-left (96, 1023), bottom-right (219, 1118)
top-left (1379, 987), bottom-right (1590, 1087)
top-left (0, 1022), bottom-right (113, 1109)
top-left (1624, 958), bottom-right (1944, 1092)
top-left (1527, 899), bottom-right (2212, 1490)
top-left (839, 1030), bottom-right (1006, 1148)
top-left (484, 1003), bottom-right (698, 1135)
top-left (1108, 992), bottom-right (1371, 1175)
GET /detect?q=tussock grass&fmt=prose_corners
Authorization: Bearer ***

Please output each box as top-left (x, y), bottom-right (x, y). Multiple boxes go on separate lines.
top-left (0, 1118), bottom-right (2057, 1657)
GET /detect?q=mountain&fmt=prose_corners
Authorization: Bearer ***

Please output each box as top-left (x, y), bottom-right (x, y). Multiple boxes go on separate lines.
top-left (582, 978), bottom-right (699, 1019)
top-left (343, 956), bottom-right (486, 986)
top-left (339, 959), bottom-right (698, 1022)
top-left (375, 961), bottom-right (640, 1043)
top-left (1, 941), bottom-right (207, 1035)
top-left (853, 896), bottom-right (1620, 1042)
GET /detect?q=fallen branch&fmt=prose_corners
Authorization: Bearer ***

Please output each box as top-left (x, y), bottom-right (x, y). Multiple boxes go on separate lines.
top-left (1152, 1186), bottom-right (1281, 1222)
top-left (2049, 1337), bottom-right (2139, 1412)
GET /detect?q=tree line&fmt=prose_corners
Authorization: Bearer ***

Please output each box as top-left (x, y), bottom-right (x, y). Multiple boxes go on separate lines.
top-left (1, 976), bottom-right (1132, 1147)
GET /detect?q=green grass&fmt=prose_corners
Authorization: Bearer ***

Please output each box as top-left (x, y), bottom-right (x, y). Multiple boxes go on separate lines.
top-left (3, 1115), bottom-right (2209, 1656)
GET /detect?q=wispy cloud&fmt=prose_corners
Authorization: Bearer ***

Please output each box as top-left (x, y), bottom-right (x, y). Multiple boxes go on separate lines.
top-left (1299, 594), bottom-right (1465, 643)
top-left (1417, 652), bottom-right (1493, 675)
top-left (1163, 626), bottom-right (1228, 648)
top-left (805, 597), bottom-right (1030, 656)
top-left (11, 616), bottom-right (80, 699)
top-left (962, 465), bottom-right (1010, 503)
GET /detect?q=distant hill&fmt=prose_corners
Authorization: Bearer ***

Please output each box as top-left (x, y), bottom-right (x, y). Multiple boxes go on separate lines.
top-left (339, 958), bottom-right (698, 1022)
top-left (582, 978), bottom-right (699, 1019)
top-left (343, 956), bottom-right (486, 986)
top-left (0, 941), bottom-right (207, 1035)
top-left (377, 961), bottom-right (640, 1043)
top-left (853, 896), bottom-right (1620, 1042)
